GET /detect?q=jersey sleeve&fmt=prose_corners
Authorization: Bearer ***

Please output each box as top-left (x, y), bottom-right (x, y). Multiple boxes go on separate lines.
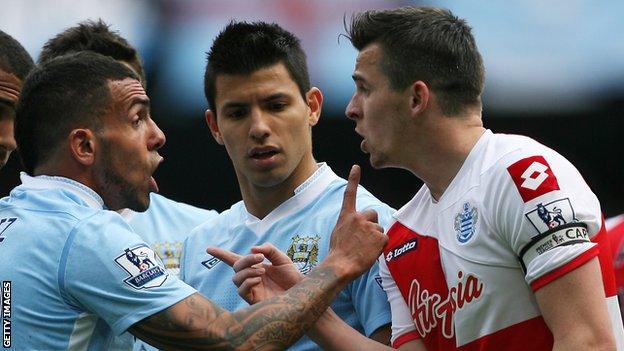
top-left (378, 254), bottom-right (419, 348)
top-left (60, 212), bottom-right (197, 335)
top-left (496, 152), bottom-right (601, 290)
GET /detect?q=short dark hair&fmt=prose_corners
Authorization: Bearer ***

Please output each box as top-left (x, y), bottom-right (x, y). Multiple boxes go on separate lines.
top-left (346, 6), bottom-right (485, 116)
top-left (204, 21), bottom-right (310, 114)
top-left (15, 51), bottom-right (138, 174)
top-left (39, 19), bottom-right (146, 83)
top-left (0, 30), bottom-right (35, 81)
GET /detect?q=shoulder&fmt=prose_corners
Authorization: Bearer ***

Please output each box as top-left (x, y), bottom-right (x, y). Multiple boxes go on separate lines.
top-left (184, 201), bottom-right (244, 247)
top-left (147, 193), bottom-right (219, 218)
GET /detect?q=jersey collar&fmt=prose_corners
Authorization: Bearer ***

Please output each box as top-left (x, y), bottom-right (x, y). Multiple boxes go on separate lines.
top-left (19, 172), bottom-right (106, 209)
top-left (244, 162), bottom-right (340, 235)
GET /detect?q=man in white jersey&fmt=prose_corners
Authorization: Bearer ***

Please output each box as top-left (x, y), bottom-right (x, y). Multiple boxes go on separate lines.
top-left (215, 6), bottom-right (624, 351)
top-left (0, 51), bottom-right (387, 350)
top-left (0, 30), bottom-right (34, 171)
top-left (181, 21), bottom-right (394, 350)
top-left (38, 21), bottom-right (219, 350)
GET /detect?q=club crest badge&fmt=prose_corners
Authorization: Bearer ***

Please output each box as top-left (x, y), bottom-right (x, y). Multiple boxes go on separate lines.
top-left (287, 234), bottom-right (321, 274)
top-left (115, 245), bottom-right (168, 290)
top-left (152, 241), bottom-right (183, 276)
top-left (454, 202), bottom-right (478, 244)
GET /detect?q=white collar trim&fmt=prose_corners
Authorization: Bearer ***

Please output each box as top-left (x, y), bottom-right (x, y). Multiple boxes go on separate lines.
top-left (19, 172), bottom-right (105, 209)
top-left (244, 163), bottom-right (339, 235)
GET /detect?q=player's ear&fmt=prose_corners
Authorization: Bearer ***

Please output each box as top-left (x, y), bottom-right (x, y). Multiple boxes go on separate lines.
top-left (305, 87), bottom-right (323, 127)
top-left (68, 128), bottom-right (96, 166)
top-left (205, 109), bottom-right (224, 145)
top-left (409, 80), bottom-right (429, 116)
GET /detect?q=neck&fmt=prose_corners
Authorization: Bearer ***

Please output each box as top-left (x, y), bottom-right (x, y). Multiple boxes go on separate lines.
top-left (405, 111), bottom-right (485, 200)
top-left (239, 154), bottom-right (319, 219)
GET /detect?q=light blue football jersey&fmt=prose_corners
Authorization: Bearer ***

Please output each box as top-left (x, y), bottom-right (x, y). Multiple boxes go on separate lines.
top-left (181, 164), bottom-right (395, 350)
top-left (0, 174), bottom-right (196, 350)
top-left (115, 194), bottom-right (218, 351)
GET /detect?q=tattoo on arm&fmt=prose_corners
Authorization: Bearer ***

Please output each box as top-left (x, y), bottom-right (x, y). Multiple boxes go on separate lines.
top-left (130, 267), bottom-right (342, 350)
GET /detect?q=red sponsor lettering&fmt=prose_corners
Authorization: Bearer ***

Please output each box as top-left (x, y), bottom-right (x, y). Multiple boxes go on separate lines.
top-left (408, 271), bottom-right (484, 339)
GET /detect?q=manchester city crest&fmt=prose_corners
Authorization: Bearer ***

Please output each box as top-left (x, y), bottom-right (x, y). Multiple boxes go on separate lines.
top-left (454, 202), bottom-right (478, 244)
top-left (152, 241), bottom-right (183, 277)
top-left (287, 235), bottom-right (321, 274)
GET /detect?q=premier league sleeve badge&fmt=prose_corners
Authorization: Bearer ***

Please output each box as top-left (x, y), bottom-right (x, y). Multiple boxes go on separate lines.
top-left (115, 245), bottom-right (168, 289)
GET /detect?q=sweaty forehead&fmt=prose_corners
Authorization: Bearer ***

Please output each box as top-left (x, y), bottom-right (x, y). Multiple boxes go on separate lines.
top-left (0, 68), bottom-right (22, 106)
top-left (355, 43), bottom-right (382, 70)
top-left (108, 78), bottom-right (148, 105)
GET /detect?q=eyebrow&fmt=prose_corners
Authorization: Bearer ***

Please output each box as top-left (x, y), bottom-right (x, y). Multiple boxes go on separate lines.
top-left (351, 73), bottom-right (366, 83)
top-left (128, 96), bottom-right (151, 112)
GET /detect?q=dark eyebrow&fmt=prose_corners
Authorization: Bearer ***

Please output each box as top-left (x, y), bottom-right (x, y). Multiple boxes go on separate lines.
top-left (128, 97), bottom-right (150, 112)
top-left (221, 101), bottom-right (249, 110)
top-left (262, 93), bottom-right (290, 103)
top-left (352, 73), bottom-right (366, 84)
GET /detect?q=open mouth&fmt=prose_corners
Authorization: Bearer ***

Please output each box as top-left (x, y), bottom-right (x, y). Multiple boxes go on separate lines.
top-left (249, 147), bottom-right (279, 160)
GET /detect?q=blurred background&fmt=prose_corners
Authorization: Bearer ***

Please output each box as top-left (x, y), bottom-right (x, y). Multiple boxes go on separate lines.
top-left (1, 0), bottom-right (623, 216)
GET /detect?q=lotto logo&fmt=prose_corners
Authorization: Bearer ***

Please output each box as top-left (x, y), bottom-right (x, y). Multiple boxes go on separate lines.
top-left (507, 156), bottom-right (560, 202)
top-left (385, 239), bottom-right (418, 262)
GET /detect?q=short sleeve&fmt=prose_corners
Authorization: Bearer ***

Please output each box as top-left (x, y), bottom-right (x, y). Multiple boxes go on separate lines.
top-left (61, 212), bottom-right (197, 335)
top-left (378, 254), bottom-right (419, 348)
top-left (496, 152), bottom-right (600, 290)
top-left (348, 259), bottom-right (392, 336)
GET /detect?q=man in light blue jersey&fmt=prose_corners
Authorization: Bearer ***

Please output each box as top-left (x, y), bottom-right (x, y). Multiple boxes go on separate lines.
top-left (38, 21), bottom-right (219, 350)
top-left (0, 30), bottom-right (34, 171)
top-left (0, 51), bottom-right (388, 350)
top-left (181, 21), bottom-right (394, 349)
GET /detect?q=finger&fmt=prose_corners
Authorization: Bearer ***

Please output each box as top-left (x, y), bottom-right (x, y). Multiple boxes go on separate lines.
top-left (232, 253), bottom-right (265, 273)
top-left (232, 266), bottom-right (266, 287)
top-left (207, 246), bottom-right (242, 267)
top-left (251, 243), bottom-right (293, 266)
top-left (360, 209), bottom-right (379, 224)
top-left (340, 165), bottom-right (361, 214)
top-left (238, 277), bottom-right (262, 302)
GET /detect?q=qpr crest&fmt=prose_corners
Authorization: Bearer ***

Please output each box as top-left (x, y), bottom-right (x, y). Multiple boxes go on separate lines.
top-left (454, 202), bottom-right (478, 244)
top-left (115, 245), bottom-right (168, 290)
top-left (287, 235), bottom-right (321, 274)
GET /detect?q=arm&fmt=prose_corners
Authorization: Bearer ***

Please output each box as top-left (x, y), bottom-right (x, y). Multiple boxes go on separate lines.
top-left (209, 244), bottom-right (425, 351)
top-left (535, 257), bottom-right (616, 351)
top-left (131, 165), bottom-right (388, 350)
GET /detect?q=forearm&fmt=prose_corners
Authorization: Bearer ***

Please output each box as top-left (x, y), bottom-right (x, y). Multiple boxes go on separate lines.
top-left (132, 264), bottom-right (349, 350)
top-left (308, 308), bottom-right (394, 351)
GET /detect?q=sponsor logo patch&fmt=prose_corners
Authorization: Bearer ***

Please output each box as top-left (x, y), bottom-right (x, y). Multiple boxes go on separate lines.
top-left (385, 239), bottom-right (418, 262)
top-left (287, 235), bottom-right (321, 274)
top-left (525, 198), bottom-right (577, 235)
top-left (201, 256), bottom-right (221, 270)
top-left (507, 156), bottom-right (559, 202)
top-left (454, 202), bottom-right (478, 244)
top-left (115, 245), bottom-right (168, 290)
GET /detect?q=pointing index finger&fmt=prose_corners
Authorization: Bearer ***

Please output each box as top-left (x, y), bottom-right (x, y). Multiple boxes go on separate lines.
top-left (207, 246), bottom-right (242, 267)
top-left (340, 165), bottom-right (361, 214)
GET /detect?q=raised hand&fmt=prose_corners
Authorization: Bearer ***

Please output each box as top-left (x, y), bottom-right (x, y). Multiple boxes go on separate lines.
top-left (207, 243), bottom-right (303, 304)
top-left (326, 165), bottom-right (387, 280)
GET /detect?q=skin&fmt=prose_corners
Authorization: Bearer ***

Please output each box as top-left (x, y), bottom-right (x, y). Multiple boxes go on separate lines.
top-left (205, 63), bottom-right (321, 219)
top-left (37, 74), bottom-right (388, 349)
top-left (346, 43), bottom-right (616, 350)
top-left (209, 243), bottom-right (423, 351)
top-left (129, 165), bottom-right (388, 350)
top-left (0, 69), bottom-right (21, 169)
top-left (205, 62), bottom-right (391, 343)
